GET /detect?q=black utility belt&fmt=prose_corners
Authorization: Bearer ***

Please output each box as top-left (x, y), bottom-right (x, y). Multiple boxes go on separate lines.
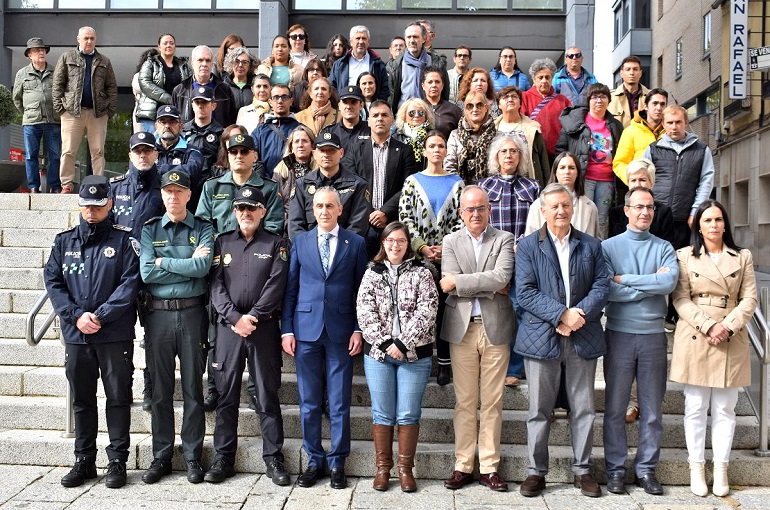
top-left (151, 295), bottom-right (206, 311)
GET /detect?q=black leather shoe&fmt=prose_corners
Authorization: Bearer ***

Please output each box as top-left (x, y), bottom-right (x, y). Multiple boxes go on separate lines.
top-left (142, 458), bottom-right (172, 484)
top-left (186, 459), bottom-right (205, 484)
top-left (330, 467), bottom-right (347, 489)
top-left (142, 395), bottom-right (152, 412)
top-left (61, 458), bottom-right (97, 487)
top-left (204, 459), bottom-right (235, 483)
top-left (297, 466), bottom-right (324, 488)
top-left (266, 458), bottom-right (290, 486)
top-left (202, 392), bottom-right (219, 412)
top-left (606, 472), bottom-right (626, 494)
top-left (248, 395), bottom-right (257, 411)
top-left (637, 473), bottom-right (664, 495)
top-left (104, 460), bottom-right (127, 488)
top-left (436, 365), bottom-right (452, 386)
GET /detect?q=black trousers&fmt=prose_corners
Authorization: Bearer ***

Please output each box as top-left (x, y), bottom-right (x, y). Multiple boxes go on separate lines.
top-left (212, 319), bottom-right (284, 463)
top-left (145, 306), bottom-right (207, 461)
top-left (64, 340), bottom-right (134, 462)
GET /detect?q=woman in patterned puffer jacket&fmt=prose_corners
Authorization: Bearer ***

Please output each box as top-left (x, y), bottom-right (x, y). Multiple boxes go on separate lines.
top-left (356, 221), bottom-right (438, 494)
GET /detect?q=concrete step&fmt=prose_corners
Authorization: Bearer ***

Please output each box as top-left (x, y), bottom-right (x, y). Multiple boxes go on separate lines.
top-left (0, 210), bottom-right (73, 230)
top-left (0, 193), bottom-right (78, 211)
top-left (0, 314), bottom-right (58, 340)
top-left (0, 428), bottom-right (767, 486)
top-left (0, 269), bottom-right (45, 291)
top-left (0, 366), bottom-right (757, 418)
top-left (0, 395), bottom-right (764, 450)
top-left (0, 228), bottom-right (65, 248)
top-left (0, 247), bottom-right (49, 268)
top-left (0, 289), bottom-right (53, 314)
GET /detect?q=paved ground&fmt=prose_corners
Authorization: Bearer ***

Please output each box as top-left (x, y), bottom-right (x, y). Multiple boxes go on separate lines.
top-left (2, 464), bottom-right (769, 510)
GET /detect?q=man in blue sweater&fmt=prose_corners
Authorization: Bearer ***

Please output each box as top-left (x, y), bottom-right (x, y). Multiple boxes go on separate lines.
top-left (601, 186), bottom-right (678, 496)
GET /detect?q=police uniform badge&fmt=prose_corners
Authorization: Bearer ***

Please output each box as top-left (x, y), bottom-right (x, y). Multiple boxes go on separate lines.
top-left (172, 158), bottom-right (181, 165)
top-left (198, 87), bottom-right (206, 94)
top-left (212, 254), bottom-right (221, 267)
top-left (233, 134), bottom-right (245, 144)
top-left (189, 235), bottom-right (196, 245)
top-left (129, 237), bottom-right (141, 257)
top-left (89, 186), bottom-right (97, 194)
top-left (206, 134), bottom-right (216, 143)
top-left (279, 247), bottom-right (288, 261)
top-left (323, 132), bottom-right (332, 140)
top-left (223, 253), bottom-right (232, 266)
top-left (365, 189), bottom-right (371, 202)
top-left (137, 132), bottom-right (146, 140)
top-left (243, 189), bottom-right (252, 197)
top-left (307, 184), bottom-right (316, 195)
top-left (170, 172), bottom-right (180, 182)
top-left (163, 106), bottom-right (172, 114)
top-left (103, 247), bottom-right (116, 258)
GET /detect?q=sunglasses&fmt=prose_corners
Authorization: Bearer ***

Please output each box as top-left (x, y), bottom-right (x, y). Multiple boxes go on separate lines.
top-left (407, 110), bottom-right (427, 118)
top-left (566, 53), bottom-right (583, 59)
top-left (289, 34), bottom-right (307, 41)
top-left (271, 94), bottom-right (291, 101)
top-left (466, 102), bottom-right (487, 111)
top-left (455, 53), bottom-right (470, 59)
top-left (235, 204), bottom-right (264, 212)
top-left (228, 148), bottom-right (252, 156)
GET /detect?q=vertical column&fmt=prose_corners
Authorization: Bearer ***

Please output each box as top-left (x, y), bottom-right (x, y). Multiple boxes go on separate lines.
top-left (565, 0), bottom-right (596, 73)
top-left (259, 0), bottom-right (290, 60)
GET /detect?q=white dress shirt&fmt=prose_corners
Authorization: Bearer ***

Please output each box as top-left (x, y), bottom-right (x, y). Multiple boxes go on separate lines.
top-left (466, 227), bottom-right (487, 317)
top-left (548, 227), bottom-right (571, 308)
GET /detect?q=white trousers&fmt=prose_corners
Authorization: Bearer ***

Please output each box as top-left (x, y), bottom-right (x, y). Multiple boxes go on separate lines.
top-left (683, 384), bottom-right (739, 463)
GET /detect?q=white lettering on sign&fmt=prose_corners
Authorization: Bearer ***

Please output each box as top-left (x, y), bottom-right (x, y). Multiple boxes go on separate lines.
top-left (730, 0), bottom-right (748, 99)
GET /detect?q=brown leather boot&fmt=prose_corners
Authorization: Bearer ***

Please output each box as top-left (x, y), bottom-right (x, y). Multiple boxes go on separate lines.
top-left (372, 424), bottom-right (394, 491)
top-left (397, 424), bottom-right (419, 492)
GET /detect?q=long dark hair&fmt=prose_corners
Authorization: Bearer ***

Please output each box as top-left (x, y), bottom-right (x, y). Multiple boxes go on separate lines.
top-left (136, 48), bottom-right (160, 73)
top-left (322, 34), bottom-right (349, 74)
top-left (690, 199), bottom-right (742, 257)
top-left (548, 151), bottom-right (586, 197)
top-left (215, 124), bottom-right (249, 169)
top-left (373, 222), bottom-right (415, 263)
top-left (492, 46), bottom-right (522, 73)
top-left (356, 71), bottom-right (379, 101)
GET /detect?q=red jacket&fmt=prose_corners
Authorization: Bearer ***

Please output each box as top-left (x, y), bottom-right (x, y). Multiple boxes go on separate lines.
top-left (520, 86), bottom-right (571, 161)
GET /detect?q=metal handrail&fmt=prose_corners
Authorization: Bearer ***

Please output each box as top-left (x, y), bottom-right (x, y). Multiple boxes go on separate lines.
top-left (25, 291), bottom-right (58, 347)
top-left (746, 286), bottom-right (770, 457)
top-left (24, 290), bottom-right (74, 437)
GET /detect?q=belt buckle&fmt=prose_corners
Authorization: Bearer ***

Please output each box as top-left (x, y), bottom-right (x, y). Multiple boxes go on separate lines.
top-left (162, 300), bottom-right (173, 311)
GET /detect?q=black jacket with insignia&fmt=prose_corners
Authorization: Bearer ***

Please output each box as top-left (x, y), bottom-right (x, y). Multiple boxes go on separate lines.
top-left (44, 217), bottom-right (140, 344)
top-left (210, 227), bottom-right (288, 325)
top-left (287, 166), bottom-right (371, 240)
top-left (109, 163), bottom-right (164, 240)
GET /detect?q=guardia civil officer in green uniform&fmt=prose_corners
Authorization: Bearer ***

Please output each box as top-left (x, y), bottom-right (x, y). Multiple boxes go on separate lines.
top-left (139, 169), bottom-right (215, 485)
top-left (205, 185), bottom-right (290, 485)
top-left (195, 132), bottom-right (284, 411)
top-left (44, 175), bottom-right (140, 490)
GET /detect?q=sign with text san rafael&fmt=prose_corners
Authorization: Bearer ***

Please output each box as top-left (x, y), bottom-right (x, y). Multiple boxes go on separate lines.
top-left (749, 46), bottom-right (770, 71)
top-left (730, 0), bottom-right (748, 99)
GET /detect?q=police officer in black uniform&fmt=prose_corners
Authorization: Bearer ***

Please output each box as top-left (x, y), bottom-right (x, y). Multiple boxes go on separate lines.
top-left (139, 170), bottom-right (215, 485)
top-left (182, 86), bottom-right (223, 205)
top-left (154, 104), bottom-right (205, 212)
top-left (44, 175), bottom-right (140, 489)
top-left (287, 131), bottom-right (371, 240)
top-left (205, 185), bottom-right (290, 485)
top-left (110, 131), bottom-right (165, 411)
top-left (320, 85), bottom-right (371, 152)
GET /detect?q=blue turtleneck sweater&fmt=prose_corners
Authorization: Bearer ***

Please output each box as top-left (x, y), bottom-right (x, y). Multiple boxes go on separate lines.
top-left (601, 227), bottom-right (678, 334)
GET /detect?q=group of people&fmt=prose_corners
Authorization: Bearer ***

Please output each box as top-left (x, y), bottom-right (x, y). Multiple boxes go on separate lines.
top-left (29, 20), bottom-right (757, 502)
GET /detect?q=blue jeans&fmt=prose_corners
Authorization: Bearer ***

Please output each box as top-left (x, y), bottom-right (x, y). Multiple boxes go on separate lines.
top-left (583, 178), bottom-right (614, 240)
top-left (23, 123), bottom-right (61, 192)
top-left (364, 354), bottom-right (431, 426)
top-left (507, 279), bottom-right (525, 378)
top-left (603, 330), bottom-right (668, 477)
top-left (138, 118), bottom-right (156, 134)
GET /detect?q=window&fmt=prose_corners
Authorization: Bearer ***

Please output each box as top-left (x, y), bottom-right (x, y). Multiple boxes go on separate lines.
top-left (657, 55), bottom-right (663, 85)
top-left (614, 7), bottom-right (622, 45)
top-left (703, 12), bottom-right (712, 55)
top-left (461, 0), bottom-right (509, 9)
top-left (635, 0), bottom-right (650, 28)
top-left (675, 38), bottom-right (683, 79)
top-left (622, 0), bottom-right (630, 34)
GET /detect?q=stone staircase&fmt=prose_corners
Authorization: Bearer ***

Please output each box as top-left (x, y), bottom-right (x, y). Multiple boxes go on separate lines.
top-left (0, 192), bottom-right (768, 486)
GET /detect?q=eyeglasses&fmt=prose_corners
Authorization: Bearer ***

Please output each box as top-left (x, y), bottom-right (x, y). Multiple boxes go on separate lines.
top-left (228, 148), bottom-right (253, 156)
top-left (455, 53), bottom-right (470, 59)
top-left (235, 204), bottom-right (264, 212)
top-left (626, 204), bottom-right (657, 212)
top-left (234, 59), bottom-right (250, 67)
top-left (565, 53), bottom-right (583, 59)
top-left (500, 54), bottom-right (516, 60)
top-left (132, 147), bottom-right (156, 154)
top-left (383, 238), bottom-right (408, 246)
top-left (589, 94), bottom-right (609, 101)
top-left (271, 94), bottom-right (291, 101)
top-left (157, 118), bottom-right (179, 125)
top-left (407, 110), bottom-right (427, 118)
top-left (289, 33), bottom-right (307, 41)
top-left (466, 102), bottom-right (487, 111)
top-left (499, 148), bottom-right (521, 155)
top-left (462, 205), bottom-right (489, 214)
top-left (499, 93), bottom-right (520, 102)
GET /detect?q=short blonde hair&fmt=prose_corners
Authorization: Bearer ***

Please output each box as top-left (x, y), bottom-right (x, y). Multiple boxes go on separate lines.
top-left (663, 105), bottom-right (688, 122)
top-left (626, 158), bottom-right (656, 183)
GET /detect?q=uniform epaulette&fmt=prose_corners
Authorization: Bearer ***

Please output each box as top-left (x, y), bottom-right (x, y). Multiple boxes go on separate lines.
top-left (110, 174), bottom-right (128, 183)
top-left (195, 215), bottom-right (213, 224)
top-left (112, 224), bottom-right (132, 232)
top-left (60, 225), bottom-right (77, 233)
top-left (144, 216), bottom-right (163, 225)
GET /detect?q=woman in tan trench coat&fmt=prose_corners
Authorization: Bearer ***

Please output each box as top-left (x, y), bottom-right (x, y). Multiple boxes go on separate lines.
top-left (670, 199), bottom-right (757, 498)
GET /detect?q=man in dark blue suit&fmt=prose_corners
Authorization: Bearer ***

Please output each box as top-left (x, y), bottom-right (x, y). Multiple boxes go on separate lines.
top-left (281, 186), bottom-right (368, 489)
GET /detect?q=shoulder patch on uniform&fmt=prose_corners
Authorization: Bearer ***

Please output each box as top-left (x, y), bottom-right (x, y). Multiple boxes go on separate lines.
top-left (279, 246), bottom-right (288, 261)
top-left (144, 216), bottom-right (162, 225)
top-left (290, 186), bottom-right (296, 199)
top-left (129, 237), bottom-right (141, 257)
top-left (364, 189), bottom-right (371, 202)
top-left (113, 224), bottom-right (132, 232)
top-left (110, 174), bottom-right (128, 183)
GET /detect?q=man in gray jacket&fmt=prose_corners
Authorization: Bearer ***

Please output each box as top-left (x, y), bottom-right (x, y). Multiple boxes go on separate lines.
top-left (13, 37), bottom-right (61, 193)
top-left (52, 26), bottom-right (117, 194)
